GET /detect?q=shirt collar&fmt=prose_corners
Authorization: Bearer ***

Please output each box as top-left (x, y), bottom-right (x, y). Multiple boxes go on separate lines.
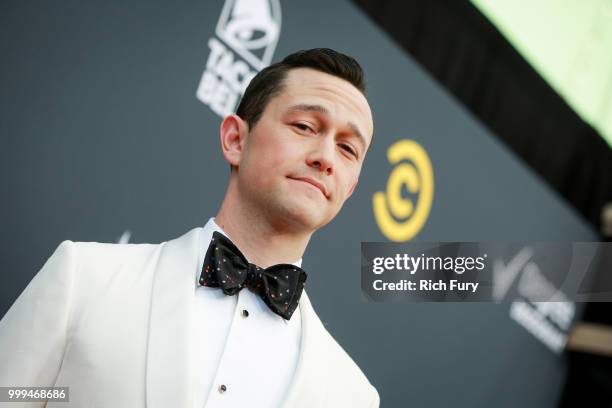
top-left (197, 217), bottom-right (303, 282)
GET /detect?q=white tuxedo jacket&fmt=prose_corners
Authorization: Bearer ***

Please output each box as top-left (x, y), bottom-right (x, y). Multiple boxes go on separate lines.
top-left (0, 227), bottom-right (379, 407)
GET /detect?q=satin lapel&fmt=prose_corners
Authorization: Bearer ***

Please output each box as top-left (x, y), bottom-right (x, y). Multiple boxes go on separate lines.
top-left (281, 290), bottom-right (327, 408)
top-left (146, 227), bottom-right (201, 408)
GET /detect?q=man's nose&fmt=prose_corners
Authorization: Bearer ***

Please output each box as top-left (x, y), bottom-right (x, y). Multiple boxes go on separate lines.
top-left (306, 137), bottom-right (335, 175)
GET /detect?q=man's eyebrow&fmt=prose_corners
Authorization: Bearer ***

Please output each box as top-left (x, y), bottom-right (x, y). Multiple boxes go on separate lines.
top-left (287, 103), bottom-right (329, 115)
top-left (287, 104), bottom-right (368, 153)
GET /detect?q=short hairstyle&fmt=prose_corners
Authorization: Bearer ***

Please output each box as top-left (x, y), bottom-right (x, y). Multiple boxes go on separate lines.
top-left (236, 48), bottom-right (366, 130)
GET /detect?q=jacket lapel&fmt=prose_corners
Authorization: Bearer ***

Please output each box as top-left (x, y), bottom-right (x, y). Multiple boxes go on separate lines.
top-left (146, 227), bottom-right (201, 408)
top-left (282, 290), bottom-right (328, 407)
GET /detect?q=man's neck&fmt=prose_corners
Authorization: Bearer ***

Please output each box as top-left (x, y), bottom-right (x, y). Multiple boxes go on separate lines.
top-left (214, 204), bottom-right (311, 269)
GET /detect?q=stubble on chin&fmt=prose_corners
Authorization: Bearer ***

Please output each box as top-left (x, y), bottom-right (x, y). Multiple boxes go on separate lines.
top-left (268, 193), bottom-right (329, 232)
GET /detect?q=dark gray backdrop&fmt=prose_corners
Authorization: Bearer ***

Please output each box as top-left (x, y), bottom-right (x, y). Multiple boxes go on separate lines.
top-left (0, 1), bottom-right (596, 406)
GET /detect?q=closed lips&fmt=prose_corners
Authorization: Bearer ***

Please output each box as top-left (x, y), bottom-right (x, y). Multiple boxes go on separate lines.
top-left (289, 177), bottom-right (329, 198)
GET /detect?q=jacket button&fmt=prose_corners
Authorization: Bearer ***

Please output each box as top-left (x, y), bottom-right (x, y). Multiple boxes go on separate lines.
top-left (218, 384), bottom-right (227, 393)
top-left (241, 309), bottom-right (249, 318)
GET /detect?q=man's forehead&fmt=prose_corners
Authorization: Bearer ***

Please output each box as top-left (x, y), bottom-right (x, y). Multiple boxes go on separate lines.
top-left (282, 68), bottom-right (368, 108)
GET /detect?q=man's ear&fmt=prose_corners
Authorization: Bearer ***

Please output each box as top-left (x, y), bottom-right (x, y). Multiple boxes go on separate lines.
top-left (219, 114), bottom-right (249, 169)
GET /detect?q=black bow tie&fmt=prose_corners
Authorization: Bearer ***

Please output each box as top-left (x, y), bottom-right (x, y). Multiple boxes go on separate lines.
top-left (199, 231), bottom-right (307, 320)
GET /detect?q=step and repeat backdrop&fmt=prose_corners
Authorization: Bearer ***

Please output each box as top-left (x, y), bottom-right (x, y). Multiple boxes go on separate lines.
top-left (0, 0), bottom-right (597, 406)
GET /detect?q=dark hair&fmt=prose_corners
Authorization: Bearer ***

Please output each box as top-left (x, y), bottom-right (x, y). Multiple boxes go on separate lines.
top-left (236, 48), bottom-right (366, 129)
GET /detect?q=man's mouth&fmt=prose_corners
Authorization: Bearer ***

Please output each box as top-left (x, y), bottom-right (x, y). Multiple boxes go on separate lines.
top-left (288, 177), bottom-right (329, 199)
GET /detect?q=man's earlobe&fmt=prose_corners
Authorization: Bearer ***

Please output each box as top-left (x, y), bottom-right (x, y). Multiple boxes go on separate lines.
top-left (220, 114), bottom-right (248, 168)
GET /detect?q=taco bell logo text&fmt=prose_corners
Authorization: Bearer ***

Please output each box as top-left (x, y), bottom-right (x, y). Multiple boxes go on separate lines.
top-left (197, 0), bottom-right (281, 117)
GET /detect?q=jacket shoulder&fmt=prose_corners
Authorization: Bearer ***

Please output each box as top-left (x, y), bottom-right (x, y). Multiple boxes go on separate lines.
top-left (70, 240), bottom-right (160, 260)
top-left (56, 239), bottom-right (165, 288)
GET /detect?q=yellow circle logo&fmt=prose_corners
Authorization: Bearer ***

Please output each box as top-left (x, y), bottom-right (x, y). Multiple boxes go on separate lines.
top-left (372, 140), bottom-right (434, 241)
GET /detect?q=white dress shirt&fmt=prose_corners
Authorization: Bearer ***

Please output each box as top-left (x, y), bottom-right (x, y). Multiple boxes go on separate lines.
top-left (193, 217), bottom-right (302, 408)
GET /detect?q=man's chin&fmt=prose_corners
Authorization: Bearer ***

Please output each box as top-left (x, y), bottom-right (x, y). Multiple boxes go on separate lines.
top-left (271, 203), bottom-right (328, 232)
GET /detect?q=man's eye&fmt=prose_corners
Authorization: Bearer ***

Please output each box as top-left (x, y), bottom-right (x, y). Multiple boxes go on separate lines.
top-left (294, 123), bottom-right (314, 133)
top-left (340, 144), bottom-right (357, 157)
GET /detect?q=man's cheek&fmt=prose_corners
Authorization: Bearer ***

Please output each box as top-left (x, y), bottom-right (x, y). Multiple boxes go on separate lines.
top-left (342, 179), bottom-right (355, 196)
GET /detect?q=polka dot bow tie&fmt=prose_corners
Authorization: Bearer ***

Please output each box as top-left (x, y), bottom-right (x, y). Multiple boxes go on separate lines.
top-left (199, 231), bottom-right (307, 320)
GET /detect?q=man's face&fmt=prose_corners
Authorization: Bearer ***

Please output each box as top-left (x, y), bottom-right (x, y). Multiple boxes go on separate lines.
top-left (235, 67), bottom-right (374, 231)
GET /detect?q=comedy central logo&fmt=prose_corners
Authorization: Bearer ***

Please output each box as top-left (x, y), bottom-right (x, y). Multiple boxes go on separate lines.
top-left (197, 0), bottom-right (281, 117)
top-left (373, 140), bottom-right (434, 241)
